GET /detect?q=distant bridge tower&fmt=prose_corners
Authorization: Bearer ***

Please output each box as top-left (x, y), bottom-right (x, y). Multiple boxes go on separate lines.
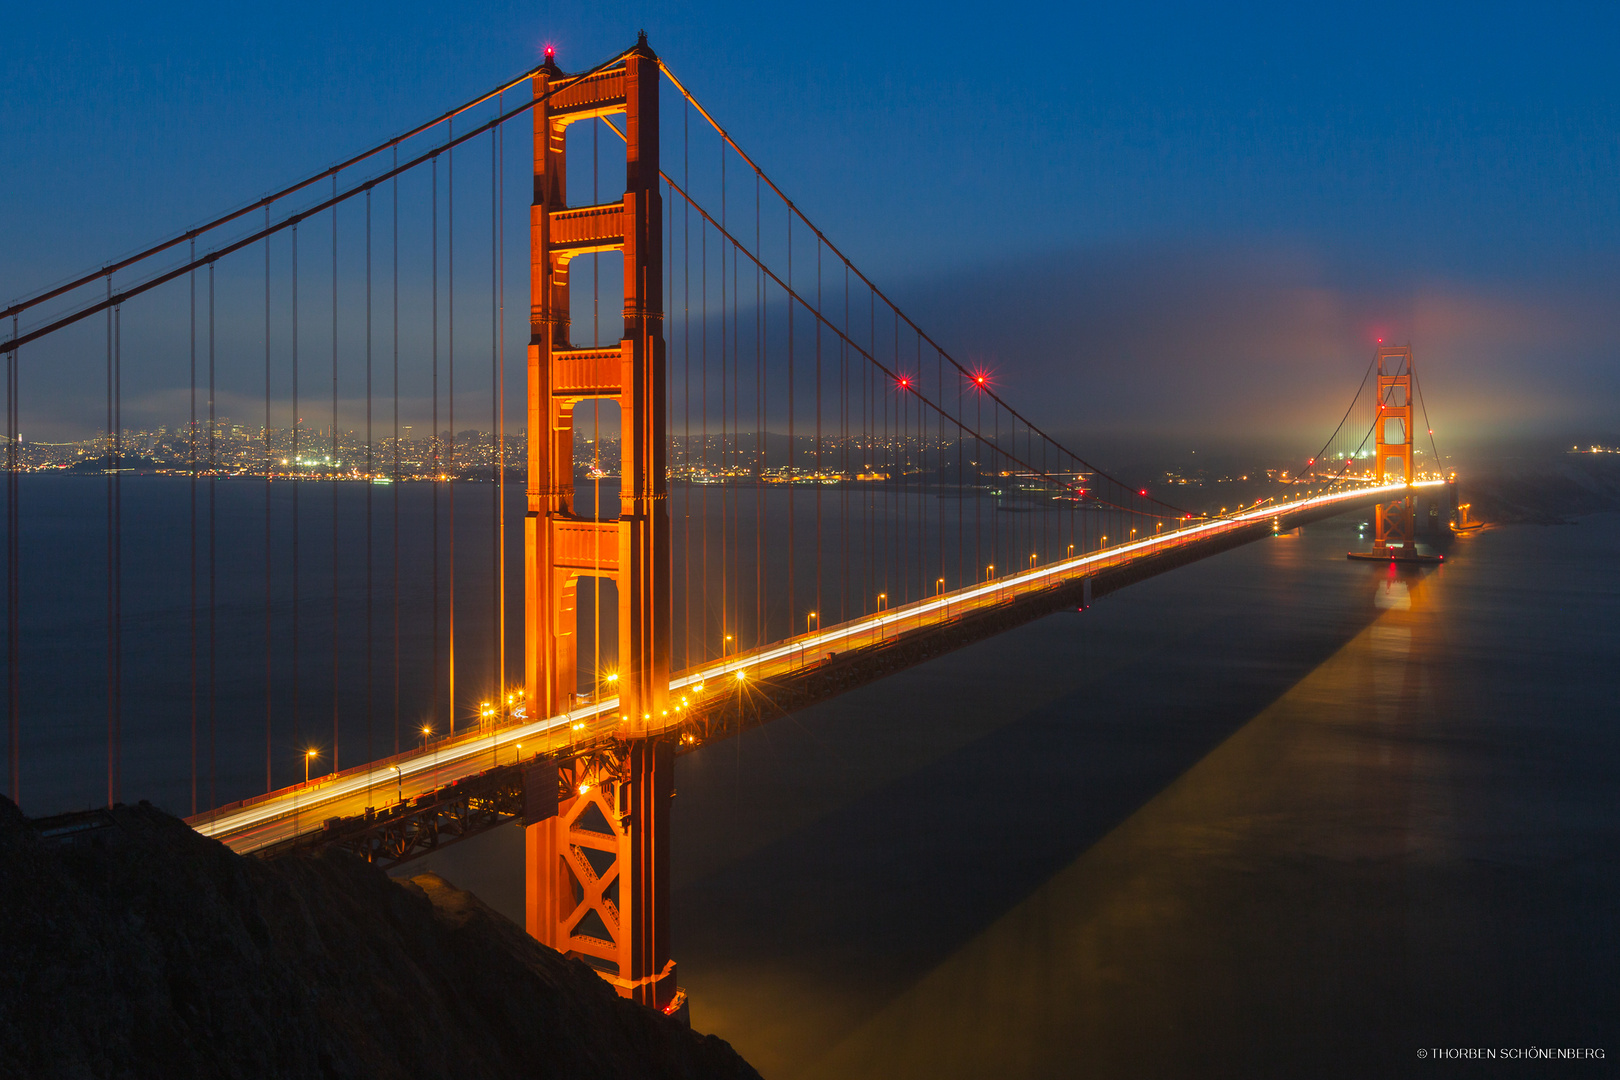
top-left (524, 37), bottom-right (677, 1013)
top-left (1372, 345), bottom-right (1416, 554)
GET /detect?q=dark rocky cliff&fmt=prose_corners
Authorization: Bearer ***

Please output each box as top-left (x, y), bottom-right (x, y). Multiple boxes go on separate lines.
top-left (0, 797), bottom-right (760, 1080)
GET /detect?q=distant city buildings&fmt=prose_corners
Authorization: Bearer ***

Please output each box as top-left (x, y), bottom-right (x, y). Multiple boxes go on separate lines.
top-left (0, 421), bottom-right (1437, 516)
top-left (2, 420), bottom-right (525, 481)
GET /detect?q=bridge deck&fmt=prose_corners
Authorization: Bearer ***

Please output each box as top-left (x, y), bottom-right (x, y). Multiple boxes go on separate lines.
top-left (188, 480), bottom-right (1440, 855)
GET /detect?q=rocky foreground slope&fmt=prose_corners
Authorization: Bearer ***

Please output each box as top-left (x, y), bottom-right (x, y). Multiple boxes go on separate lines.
top-left (0, 797), bottom-right (760, 1080)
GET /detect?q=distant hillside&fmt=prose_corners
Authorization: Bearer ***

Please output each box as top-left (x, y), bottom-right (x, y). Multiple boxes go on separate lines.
top-left (0, 798), bottom-right (759, 1080)
top-left (1464, 452), bottom-right (1620, 525)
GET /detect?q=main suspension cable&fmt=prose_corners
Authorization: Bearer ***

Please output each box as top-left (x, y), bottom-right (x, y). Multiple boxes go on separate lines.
top-left (2, 49), bottom-right (636, 358)
top-left (656, 60), bottom-right (1185, 519)
top-left (0, 50), bottom-right (633, 326)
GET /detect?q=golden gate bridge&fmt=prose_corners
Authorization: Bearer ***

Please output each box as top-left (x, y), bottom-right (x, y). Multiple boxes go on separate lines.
top-left (0, 35), bottom-right (1452, 1017)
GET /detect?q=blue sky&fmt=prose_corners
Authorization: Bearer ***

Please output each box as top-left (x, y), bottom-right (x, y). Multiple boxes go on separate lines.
top-left (5, 0), bottom-right (1618, 446)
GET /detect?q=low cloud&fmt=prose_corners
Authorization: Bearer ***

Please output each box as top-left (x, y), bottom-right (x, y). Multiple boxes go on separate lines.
top-left (896, 242), bottom-right (1620, 450)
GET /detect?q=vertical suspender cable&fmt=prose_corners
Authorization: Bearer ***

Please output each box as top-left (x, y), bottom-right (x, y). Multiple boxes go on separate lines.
top-left (431, 156), bottom-right (440, 737)
top-left (682, 108), bottom-right (690, 671)
top-left (895, 325), bottom-right (904, 606)
top-left (366, 187), bottom-right (374, 768)
top-left (663, 171), bottom-right (672, 682)
top-left (113, 302), bottom-right (122, 804)
top-left (731, 213), bottom-right (741, 657)
top-left (664, 176), bottom-right (677, 680)
top-left (975, 364), bottom-right (981, 585)
top-left (292, 224), bottom-right (301, 759)
top-left (448, 126), bottom-right (457, 736)
top-left (869, 292), bottom-right (876, 615)
top-left (813, 240), bottom-right (821, 629)
top-left (498, 114), bottom-right (505, 712)
top-left (594, 121), bottom-right (603, 699)
top-left (665, 172), bottom-right (674, 681)
top-left (731, 208), bottom-right (741, 652)
top-left (701, 205), bottom-right (708, 663)
top-left (491, 117), bottom-right (499, 714)
top-left (786, 213), bottom-right (794, 638)
top-left (189, 242), bottom-right (198, 815)
top-left (207, 262), bottom-right (217, 810)
top-left (916, 335), bottom-right (923, 607)
top-left (992, 389), bottom-right (1000, 577)
top-left (331, 178), bottom-right (340, 773)
top-left (497, 112), bottom-right (507, 711)
top-left (720, 138), bottom-right (727, 659)
top-left (842, 263), bottom-right (849, 623)
top-left (105, 280), bottom-right (113, 805)
top-left (392, 148), bottom-right (401, 756)
top-left (264, 211), bottom-right (273, 792)
top-left (5, 314), bottom-right (17, 804)
top-left (754, 172), bottom-right (762, 652)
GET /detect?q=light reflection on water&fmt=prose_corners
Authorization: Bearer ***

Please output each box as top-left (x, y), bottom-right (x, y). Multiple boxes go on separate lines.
top-left (667, 514), bottom-right (1619, 1079)
top-left (801, 571), bottom-right (1441, 1077)
top-left (1375, 577), bottom-right (1411, 609)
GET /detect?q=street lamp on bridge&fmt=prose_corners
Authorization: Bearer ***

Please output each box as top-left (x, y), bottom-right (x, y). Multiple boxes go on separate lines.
top-left (304, 749), bottom-right (317, 785)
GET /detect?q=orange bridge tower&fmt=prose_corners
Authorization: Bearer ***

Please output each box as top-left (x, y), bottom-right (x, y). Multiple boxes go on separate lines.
top-left (523, 36), bottom-right (677, 1013)
top-left (1372, 344), bottom-right (1416, 554)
